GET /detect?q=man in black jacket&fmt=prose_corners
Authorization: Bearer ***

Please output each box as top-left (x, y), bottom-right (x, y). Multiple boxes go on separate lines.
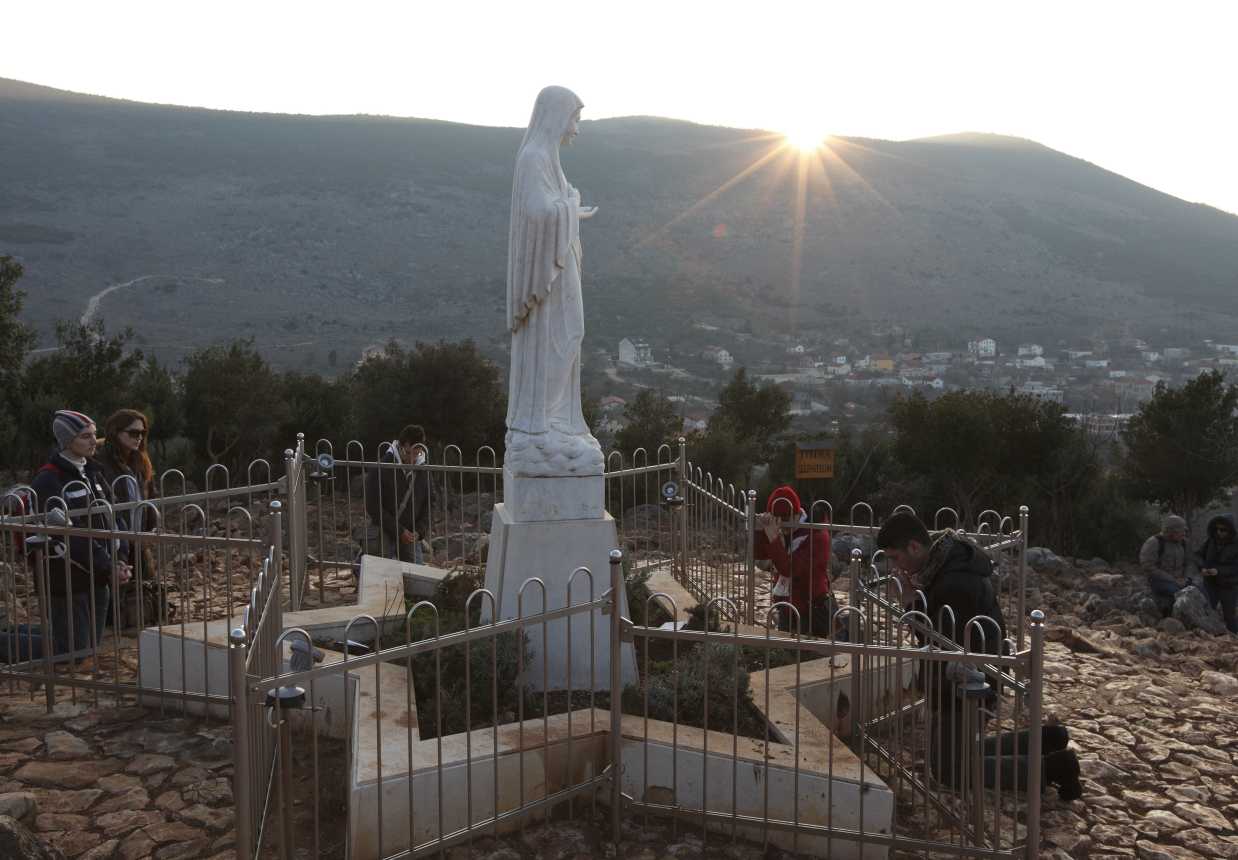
top-left (363, 424), bottom-right (432, 564)
top-left (1194, 513), bottom-right (1238, 634)
top-left (3, 410), bottom-right (131, 663)
top-left (877, 512), bottom-right (1080, 801)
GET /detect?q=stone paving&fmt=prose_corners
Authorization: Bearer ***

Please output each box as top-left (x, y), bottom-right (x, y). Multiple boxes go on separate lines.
top-left (0, 695), bottom-right (237, 859)
top-left (2, 553), bottom-right (1237, 859)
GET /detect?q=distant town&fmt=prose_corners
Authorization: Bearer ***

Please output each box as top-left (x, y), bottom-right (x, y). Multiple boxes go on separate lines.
top-left (593, 327), bottom-right (1238, 440)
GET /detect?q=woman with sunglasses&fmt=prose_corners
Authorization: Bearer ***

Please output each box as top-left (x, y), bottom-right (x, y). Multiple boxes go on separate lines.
top-left (96, 410), bottom-right (158, 571)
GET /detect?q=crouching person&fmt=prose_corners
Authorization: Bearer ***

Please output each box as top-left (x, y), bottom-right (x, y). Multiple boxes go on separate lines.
top-left (1139, 515), bottom-right (1189, 617)
top-left (2, 410), bottom-right (131, 663)
top-left (877, 512), bottom-right (1081, 801)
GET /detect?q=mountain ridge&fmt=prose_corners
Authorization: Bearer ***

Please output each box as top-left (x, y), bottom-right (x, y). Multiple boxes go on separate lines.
top-left (2, 76), bottom-right (1236, 373)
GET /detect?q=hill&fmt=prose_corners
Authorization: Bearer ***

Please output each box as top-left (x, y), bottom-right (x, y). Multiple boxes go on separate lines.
top-left (2, 77), bottom-right (1237, 372)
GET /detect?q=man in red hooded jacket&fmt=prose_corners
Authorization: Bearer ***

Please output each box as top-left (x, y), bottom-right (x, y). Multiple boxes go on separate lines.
top-left (754, 485), bottom-right (833, 635)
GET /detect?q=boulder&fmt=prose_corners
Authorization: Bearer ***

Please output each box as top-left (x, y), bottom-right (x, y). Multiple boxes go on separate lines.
top-left (1157, 617), bottom-right (1187, 635)
top-left (1171, 586), bottom-right (1229, 636)
top-left (1026, 547), bottom-right (1064, 570)
top-left (0, 815), bottom-right (64, 860)
top-left (0, 793), bottom-right (37, 823)
top-left (1200, 670), bottom-right (1238, 697)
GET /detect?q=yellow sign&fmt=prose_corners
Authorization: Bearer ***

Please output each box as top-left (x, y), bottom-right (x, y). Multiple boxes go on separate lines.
top-left (795, 444), bottom-right (835, 479)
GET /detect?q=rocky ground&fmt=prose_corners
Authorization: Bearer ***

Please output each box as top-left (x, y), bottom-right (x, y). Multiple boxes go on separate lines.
top-left (1, 554), bottom-right (1235, 859)
top-left (0, 698), bottom-right (237, 859)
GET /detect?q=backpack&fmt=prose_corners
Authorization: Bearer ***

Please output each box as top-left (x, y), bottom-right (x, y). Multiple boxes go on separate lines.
top-left (1, 479), bottom-right (48, 552)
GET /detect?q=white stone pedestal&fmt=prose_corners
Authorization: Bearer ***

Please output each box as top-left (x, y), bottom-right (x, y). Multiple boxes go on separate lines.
top-left (501, 466), bottom-right (604, 522)
top-left (484, 502), bottom-right (637, 691)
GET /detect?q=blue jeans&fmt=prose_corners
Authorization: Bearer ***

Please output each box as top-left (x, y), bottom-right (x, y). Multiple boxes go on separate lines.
top-left (1147, 575), bottom-right (1183, 617)
top-left (1201, 578), bottom-right (1238, 634)
top-left (0, 587), bottom-right (110, 663)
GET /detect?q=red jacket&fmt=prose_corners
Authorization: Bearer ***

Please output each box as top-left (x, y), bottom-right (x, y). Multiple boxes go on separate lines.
top-left (755, 525), bottom-right (831, 617)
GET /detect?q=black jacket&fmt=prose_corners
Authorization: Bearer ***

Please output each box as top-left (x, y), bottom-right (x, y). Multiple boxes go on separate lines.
top-left (364, 448), bottom-right (431, 539)
top-left (29, 452), bottom-right (125, 595)
top-left (918, 531), bottom-right (1007, 651)
top-left (915, 531), bottom-right (1007, 712)
top-left (1193, 514), bottom-right (1238, 587)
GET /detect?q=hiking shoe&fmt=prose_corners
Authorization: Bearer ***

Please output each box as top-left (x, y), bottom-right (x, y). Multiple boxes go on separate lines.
top-left (1045, 749), bottom-right (1082, 801)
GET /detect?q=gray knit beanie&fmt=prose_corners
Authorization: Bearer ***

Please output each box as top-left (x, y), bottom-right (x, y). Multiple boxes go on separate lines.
top-left (1163, 515), bottom-right (1187, 532)
top-left (52, 410), bottom-right (94, 450)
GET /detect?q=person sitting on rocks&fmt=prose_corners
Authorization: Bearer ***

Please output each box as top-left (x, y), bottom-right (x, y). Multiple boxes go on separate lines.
top-left (877, 511), bottom-right (1081, 801)
top-left (1139, 515), bottom-right (1190, 617)
top-left (1193, 513), bottom-right (1238, 634)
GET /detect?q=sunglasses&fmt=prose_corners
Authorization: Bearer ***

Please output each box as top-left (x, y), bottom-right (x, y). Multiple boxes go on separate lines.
top-left (123, 429), bottom-right (147, 440)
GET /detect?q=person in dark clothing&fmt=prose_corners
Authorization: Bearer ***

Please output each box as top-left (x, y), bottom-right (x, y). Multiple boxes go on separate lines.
top-left (3, 410), bottom-right (131, 663)
top-left (877, 512), bottom-right (1080, 801)
top-left (96, 409), bottom-right (161, 628)
top-left (363, 424), bottom-right (432, 564)
top-left (95, 409), bottom-right (157, 557)
top-left (1193, 513), bottom-right (1238, 634)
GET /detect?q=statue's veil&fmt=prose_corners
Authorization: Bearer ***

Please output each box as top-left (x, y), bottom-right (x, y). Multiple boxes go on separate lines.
top-left (506, 86), bottom-right (583, 333)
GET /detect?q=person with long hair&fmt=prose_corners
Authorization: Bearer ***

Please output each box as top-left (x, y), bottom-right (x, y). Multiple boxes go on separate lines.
top-left (96, 409), bottom-right (157, 566)
top-left (97, 409), bottom-right (155, 509)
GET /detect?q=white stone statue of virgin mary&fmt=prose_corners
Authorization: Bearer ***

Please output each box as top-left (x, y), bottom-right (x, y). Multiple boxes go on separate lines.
top-left (504, 86), bottom-right (604, 478)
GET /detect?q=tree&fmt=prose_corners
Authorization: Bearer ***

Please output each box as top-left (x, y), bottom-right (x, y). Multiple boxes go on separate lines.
top-left (128, 356), bottom-right (184, 462)
top-left (182, 340), bottom-right (286, 469)
top-left (614, 390), bottom-right (680, 457)
top-left (0, 257), bottom-right (34, 379)
top-left (350, 339), bottom-right (506, 458)
top-left (0, 257), bottom-right (35, 457)
top-left (278, 371), bottom-right (353, 452)
top-left (1121, 370), bottom-right (1238, 521)
top-left (888, 389), bottom-right (1094, 530)
top-left (705, 367), bottom-right (792, 482)
top-left (16, 319), bottom-right (144, 468)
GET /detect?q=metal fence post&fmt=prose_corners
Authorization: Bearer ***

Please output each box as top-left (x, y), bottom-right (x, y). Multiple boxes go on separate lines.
top-left (1017, 506), bottom-right (1029, 651)
top-left (1024, 609), bottom-right (1046, 858)
top-left (849, 549), bottom-right (863, 741)
top-left (281, 448), bottom-right (301, 611)
top-left (268, 501), bottom-right (284, 630)
top-left (745, 490), bottom-right (756, 625)
top-left (676, 437), bottom-right (687, 584)
top-left (294, 433), bottom-right (307, 606)
top-left (229, 629), bottom-right (254, 860)
top-left (608, 548), bottom-right (624, 847)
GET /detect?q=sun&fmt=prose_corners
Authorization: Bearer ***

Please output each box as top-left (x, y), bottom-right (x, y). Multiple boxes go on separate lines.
top-left (783, 125), bottom-right (828, 152)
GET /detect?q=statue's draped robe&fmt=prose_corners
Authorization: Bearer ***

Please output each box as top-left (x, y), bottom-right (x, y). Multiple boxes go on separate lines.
top-left (505, 87), bottom-right (600, 475)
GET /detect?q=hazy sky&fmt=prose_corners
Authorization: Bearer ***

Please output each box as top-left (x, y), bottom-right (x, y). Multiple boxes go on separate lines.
top-left (5, 1), bottom-right (1236, 214)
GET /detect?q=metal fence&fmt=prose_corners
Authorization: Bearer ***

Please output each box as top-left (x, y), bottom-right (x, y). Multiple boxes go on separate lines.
top-left (228, 550), bottom-right (1045, 860)
top-left (0, 474), bottom-right (279, 713)
top-left (2, 434), bottom-right (1046, 859)
top-left (279, 435), bottom-right (682, 609)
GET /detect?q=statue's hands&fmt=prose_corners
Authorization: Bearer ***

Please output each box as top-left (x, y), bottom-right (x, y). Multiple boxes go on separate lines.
top-left (578, 206), bottom-right (599, 220)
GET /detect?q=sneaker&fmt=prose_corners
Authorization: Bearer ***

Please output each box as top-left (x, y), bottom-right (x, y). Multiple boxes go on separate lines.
top-left (1044, 749), bottom-right (1082, 801)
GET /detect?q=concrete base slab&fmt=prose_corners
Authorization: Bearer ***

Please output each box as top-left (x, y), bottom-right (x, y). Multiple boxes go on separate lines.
top-left (503, 466), bottom-right (604, 522)
top-left (402, 562), bottom-right (451, 600)
top-left (483, 503), bottom-right (636, 690)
